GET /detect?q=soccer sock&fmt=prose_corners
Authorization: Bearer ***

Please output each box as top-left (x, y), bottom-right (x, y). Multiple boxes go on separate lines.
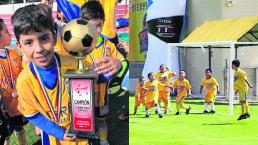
top-left (241, 103), bottom-right (245, 115)
top-left (181, 102), bottom-right (189, 109)
top-left (156, 105), bottom-right (161, 115)
top-left (176, 101), bottom-right (180, 112)
top-left (210, 102), bottom-right (215, 111)
top-left (134, 107), bottom-right (137, 114)
top-left (146, 109), bottom-right (150, 115)
top-left (245, 102), bottom-right (249, 114)
top-left (204, 103), bottom-right (208, 111)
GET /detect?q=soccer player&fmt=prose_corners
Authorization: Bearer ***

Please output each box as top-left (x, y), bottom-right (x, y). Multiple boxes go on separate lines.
top-left (143, 73), bottom-right (163, 118)
top-left (133, 77), bottom-right (146, 115)
top-left (200, 69), bottom-right (219, 114)
top-left (0, 18), bottom-right (27, 145)
top-left (155, 64), bottom-right (176, 114)
top-left (80, 2), bottom-right (127, 145)
top-left (13, 4), bottom-right (122, 145)
top-left (232, 59), bottom-right (253, 120)
top-left (172, 70), bottom-right (191, 115)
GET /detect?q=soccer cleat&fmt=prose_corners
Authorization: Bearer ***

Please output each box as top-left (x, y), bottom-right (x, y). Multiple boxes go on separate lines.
top-left (175, 112), bottom-right (179, 115)
top-left (186, 107), bottom-right (191, 115)
top-left (237, 114), bottom-right (245, 120)
top-left (155, 110), bottom-right (158, 114)
top-left (203, 110), bottom-right (209, 114)
top-left (145, 114), bottom-right (150, 118)
top-left (209, 110), bottom-right (216, 114)
top-left (242, 113), bottom-right (250, 119)
top-left (159, 114), bottom-right (163, 118)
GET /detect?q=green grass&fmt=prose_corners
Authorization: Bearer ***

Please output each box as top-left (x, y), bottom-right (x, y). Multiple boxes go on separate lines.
top-left (130, 96), bottom-right (258, 145)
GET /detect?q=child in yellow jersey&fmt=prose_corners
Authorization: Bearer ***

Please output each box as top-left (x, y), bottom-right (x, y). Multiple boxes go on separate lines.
top-left (200, 69), bottom-right (219, 114)
top-left (232, 60), bottom-right (252, 120)
top-left (0, 18), bottom-right (27, 145)
top-left (13, 4), bottom-right (122, 145)
top-left (172, 70), bottom-right (191, 115)
top-left (80, 2), bottom-right (127, 145)
top-left (155, 64), bottom-right (176, 114)
top-left (133, 77), bottom-right (146, 115)
top-left (143, 73), bottom-right (163, 118)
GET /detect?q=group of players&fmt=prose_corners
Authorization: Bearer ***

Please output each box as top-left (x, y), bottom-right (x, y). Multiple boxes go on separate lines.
top-left (134, 60), bottom-right (252, 121)
top-left (0, 1), bottom-right (127, 145)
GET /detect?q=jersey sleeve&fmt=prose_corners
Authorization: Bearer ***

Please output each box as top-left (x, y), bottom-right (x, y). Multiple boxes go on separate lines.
top-left (186, 80), bottom-right (192, 90)
top-left (135, 85), bottom-right (140, 96)
top-left (213, 78), bottom-right (219, 87)
top-left (168, 71), bottom-right (176, 78)
top-left (16, 72), bottom-right (39, 117)
top-left (172, 81), bottom-right (177, 89)
top-left (201, 79), bottom-right (205, 86)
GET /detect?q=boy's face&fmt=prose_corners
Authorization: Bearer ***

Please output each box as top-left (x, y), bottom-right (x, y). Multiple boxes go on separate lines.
top-left (17, 29), bottom-right (56, 68)
top-left (89, 19), bottom-right (104, 36)
top-left (148, 74), bottom-right (154, 81)
top-left (232, 64), bottom-right (237, 70)
top-left (0, 24), bottom-right (11, 47)
top-left (205, 70), bottom-right (212, 78)
top-left (179, 71), bottom-right (185, 79)
top-left (160, 65), bottom-right (165, 72)
top-left (139, 79), bottom-right (144, 85)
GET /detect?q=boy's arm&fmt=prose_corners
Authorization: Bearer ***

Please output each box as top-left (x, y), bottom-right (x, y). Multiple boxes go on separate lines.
top-left (200, 85), bottom-right (203, 94)
top-left (245, 79), bottom-right (253, 88)
top-left (27, 113), bottom-right (65, 140)
top-left (28, 113), bottom-right (76, 141)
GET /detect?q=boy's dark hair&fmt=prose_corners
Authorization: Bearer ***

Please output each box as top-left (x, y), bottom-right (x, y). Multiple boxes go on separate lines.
top-left (205, 68), bottom-right (212, 73)
top-left (139, 76), bottom-right (144, 82)
top-left (80, 1), bottom-right (105, 21)
top-left (232, 59), bottom-right (240, 67)
top-left (11, 4), bottom-right (54, 41)
top-left (180, 69), bottom-right (185, 73)
top-left (148, 73), bottom-right (153, 78)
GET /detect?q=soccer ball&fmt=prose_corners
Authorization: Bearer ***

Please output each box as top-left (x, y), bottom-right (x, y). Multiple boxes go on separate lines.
top-left (61, 18), bottom-right (97, 58)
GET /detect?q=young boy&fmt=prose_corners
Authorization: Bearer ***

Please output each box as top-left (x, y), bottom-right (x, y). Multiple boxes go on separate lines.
top-left (0, 18), bottom-right (27, 145)
top-left (133, 77), bottom-right (146, 115)
top-left (200, 69), bottom-right (219, 114)
top-left (13, 4), bottom-right (122, 145)
top-left (143, 72), bottom-right (163, 118)
top-left (155, 64), bottom-right (176, 114)
top-left (232, 59), bottom-right (252, 120)
top-left (172, 70), bottom-right (191, 115)
top-left (80, 1), bottom-right (127, 145)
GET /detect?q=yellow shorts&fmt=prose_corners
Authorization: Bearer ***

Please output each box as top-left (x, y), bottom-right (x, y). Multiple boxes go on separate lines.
top-left (145, 100), bottom-right (156, 110)
top-left (238, 92), bottom-right (247, 101)
top-left (158, 91), bottom-right (170, 103)
top-left (205, 93), bottom-right (216, 103)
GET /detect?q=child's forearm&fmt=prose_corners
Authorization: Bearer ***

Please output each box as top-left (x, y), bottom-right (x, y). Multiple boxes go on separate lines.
top-left (200, 86), bottom-right (203, 93)
top-left (27, 113), bottom-right (65, 140)
top-left (245, 79), bottom-right (253, 88)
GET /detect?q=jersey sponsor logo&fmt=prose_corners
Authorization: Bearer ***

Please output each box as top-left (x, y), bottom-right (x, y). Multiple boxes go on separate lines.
top-left (177, 86), bottom-right (185, 91)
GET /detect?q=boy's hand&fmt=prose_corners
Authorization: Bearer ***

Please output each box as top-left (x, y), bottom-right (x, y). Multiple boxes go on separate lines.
top-left (249, 85), bottom-right (253, 89)
top-left (63, 131), bottom-right (76, 141)
top-left (94, 57), bottom-right (122, 77)
top-left (217, 91), bottom-right (220, 94)
top-left (41, 0), bottom-right (53, 8)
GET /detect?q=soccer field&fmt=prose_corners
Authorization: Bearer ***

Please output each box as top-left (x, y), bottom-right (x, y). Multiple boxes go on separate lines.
top-left (129, 96), bottom-right (258, 145)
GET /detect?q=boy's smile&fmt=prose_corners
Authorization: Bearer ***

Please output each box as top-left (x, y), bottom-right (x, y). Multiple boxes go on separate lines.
top-left (17, 29), bottom-right (56, 68)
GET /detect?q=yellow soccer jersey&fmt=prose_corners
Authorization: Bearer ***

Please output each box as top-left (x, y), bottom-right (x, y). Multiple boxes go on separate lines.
top-left (144, 81), bottom-right (162, 103)
top-left (234, 69), bottom-right (248, 93)
top-left (135, 84), bottom-right (146, 100)
top-left (155, 71), bottom-right (175, 92)
top-left (172, 79), bottom-right (191, 98)
top-left (16, 55), bottom-right (88, 145)
top-left (201, 77), bottom-right (219, 96)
